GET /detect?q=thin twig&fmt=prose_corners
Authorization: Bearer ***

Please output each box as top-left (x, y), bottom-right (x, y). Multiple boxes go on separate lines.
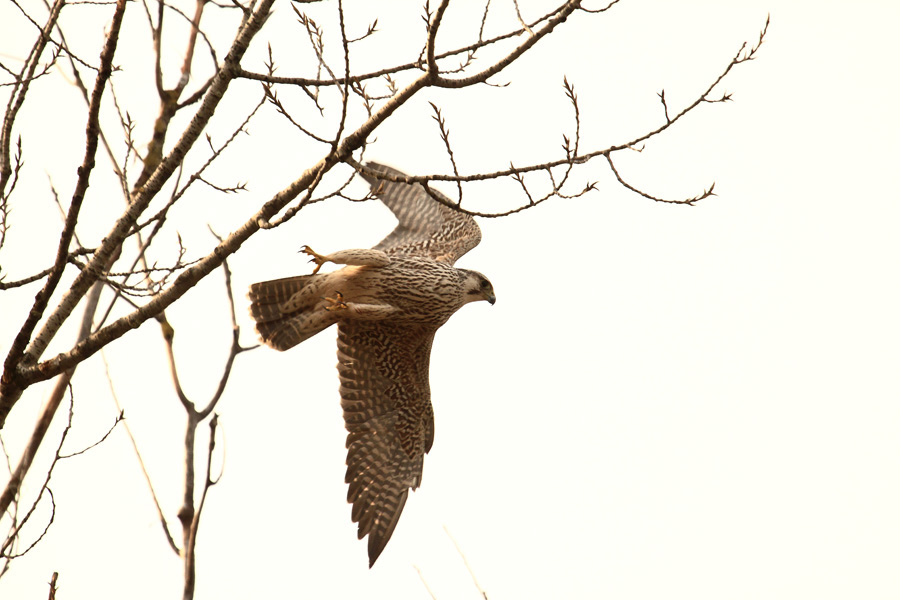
top-left (100, 350), bottom-right (179, 553)
top-left (414, 565), bottom-right (439, 600)
top-left (444, 525), bottom-right (489, 600)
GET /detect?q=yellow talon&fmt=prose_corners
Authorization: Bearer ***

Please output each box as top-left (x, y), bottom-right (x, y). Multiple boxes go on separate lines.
top-left (324, 292), bottom-right (348, 311)
top-left (301, 245), bottom-right (328, 274)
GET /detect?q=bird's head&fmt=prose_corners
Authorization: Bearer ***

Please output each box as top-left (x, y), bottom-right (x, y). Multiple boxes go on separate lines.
top-left (462, 269), bottom-right (496, 305)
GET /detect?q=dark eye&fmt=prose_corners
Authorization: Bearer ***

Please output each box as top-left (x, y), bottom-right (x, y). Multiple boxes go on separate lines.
top-left (480, 279), bottom-right (490, 289)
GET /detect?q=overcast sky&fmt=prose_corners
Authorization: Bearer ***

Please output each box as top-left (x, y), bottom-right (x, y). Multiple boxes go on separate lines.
top-left (1, 1), bottom-right (899, 599)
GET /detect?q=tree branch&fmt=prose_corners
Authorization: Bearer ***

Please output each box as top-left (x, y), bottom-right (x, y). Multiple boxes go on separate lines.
top-left (2, 0), bottom-right (128, 404)
top-left (0, 0), bottom-right (278, 423)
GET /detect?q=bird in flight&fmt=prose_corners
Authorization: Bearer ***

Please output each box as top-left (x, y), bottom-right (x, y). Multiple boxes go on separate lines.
top-left (248, 162), bottom-right (495, 566)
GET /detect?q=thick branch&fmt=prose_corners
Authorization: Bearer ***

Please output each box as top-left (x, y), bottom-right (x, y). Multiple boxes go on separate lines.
top-left (8, 70), bottom-right (431, 398)
top-left (2, 0), bottom-right (128, 402)
top-left (0, 279), bottom-right (105, 526)
top-left (0, 0), bottom-right (278, 424)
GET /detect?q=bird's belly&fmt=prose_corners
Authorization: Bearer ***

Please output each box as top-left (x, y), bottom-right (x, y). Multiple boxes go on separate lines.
top-left (344, 266), bottom-right (461, 323)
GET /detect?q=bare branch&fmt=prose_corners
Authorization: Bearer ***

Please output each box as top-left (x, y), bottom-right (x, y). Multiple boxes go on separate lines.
top-left (101, 351), bottom-right (179, 554)
top-left (513, 0), bottom-right (534, 36)
top-left (51, 11), bottom-right (130, 200)
top-left (235, 2), bottom-right (580, 87)
top-left (346, 17), bottom-right (768, 218)
top-left (658, 89), bottom-right (670, 123)
top-left (1, 385), bottom-right (73, 561)
top-left (0, 248), bottom-right (96, 290)
top-left (2, 0), bottom-right (128, 400)
top-left (606, 153), bottom-right (715, 205)
top-left (0, 272), bottom-right (106, 527)
top-left (57, 412), bottom-right (123, 459)
top-left (579, 0), bottom-right (623, 14)
top-left (432, 1), bottom-right (578, 88)
top-left (414, 564), bottom-right (440, 600)
top-left (425, 0), bottom-right (452, 74)
top-left (444, 525), bottom-right (489, 600)
top-left (1, 0), bottom-right (65, 201)
top-left (0, 0), bottom-right (279, 420)
top-left (429, 102), bottom-right (462, 205)
top-left (0, 136), bottom-right (23, 251)
top-left (263, 84), bottom-right (331, 144)
top-left (47, 572), bottom-right (58, 600)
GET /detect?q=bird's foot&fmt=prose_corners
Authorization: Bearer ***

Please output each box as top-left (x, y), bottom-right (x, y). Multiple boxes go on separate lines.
top-left (323, 292), bottom-right (349, 312)
top-left (301, 245), bottom-right (329, 274)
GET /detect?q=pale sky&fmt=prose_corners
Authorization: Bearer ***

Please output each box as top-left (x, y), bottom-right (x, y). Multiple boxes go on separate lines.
top-left (1, 1), bottom-right (899, 599)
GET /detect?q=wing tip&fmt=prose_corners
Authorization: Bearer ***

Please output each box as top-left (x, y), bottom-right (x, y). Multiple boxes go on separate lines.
top-left (360, 161), bottom-right (397, 188)
top-left (363, 489), bottom-right (409, 567)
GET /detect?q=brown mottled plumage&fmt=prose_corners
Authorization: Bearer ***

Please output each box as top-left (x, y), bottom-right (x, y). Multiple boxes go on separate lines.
top-left (248, 162), bottom-right (495, 567)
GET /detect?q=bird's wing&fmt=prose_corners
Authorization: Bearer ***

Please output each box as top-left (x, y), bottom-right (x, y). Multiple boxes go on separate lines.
top-left (337, 320), bottom-right (437, 567)
top-left (361, 161), bottom-right (481, 265)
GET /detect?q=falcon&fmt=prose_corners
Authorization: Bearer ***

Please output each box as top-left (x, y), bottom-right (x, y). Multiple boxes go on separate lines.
top-left (248, 162), bottom-right (495, 566)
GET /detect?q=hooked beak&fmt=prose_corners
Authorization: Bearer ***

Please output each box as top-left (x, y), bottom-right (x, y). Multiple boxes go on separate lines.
top-left (486, 292), bottom-right (496, 306)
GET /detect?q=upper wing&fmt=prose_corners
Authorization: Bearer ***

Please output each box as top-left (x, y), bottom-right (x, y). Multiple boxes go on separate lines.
top-left (337, 320), bottom-right (436, 567)
top-left (361, 161), bottom-right (481, 265)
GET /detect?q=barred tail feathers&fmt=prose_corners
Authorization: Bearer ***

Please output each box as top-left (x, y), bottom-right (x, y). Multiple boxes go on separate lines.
top-left (248, 274), bottom-right (336, 350)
